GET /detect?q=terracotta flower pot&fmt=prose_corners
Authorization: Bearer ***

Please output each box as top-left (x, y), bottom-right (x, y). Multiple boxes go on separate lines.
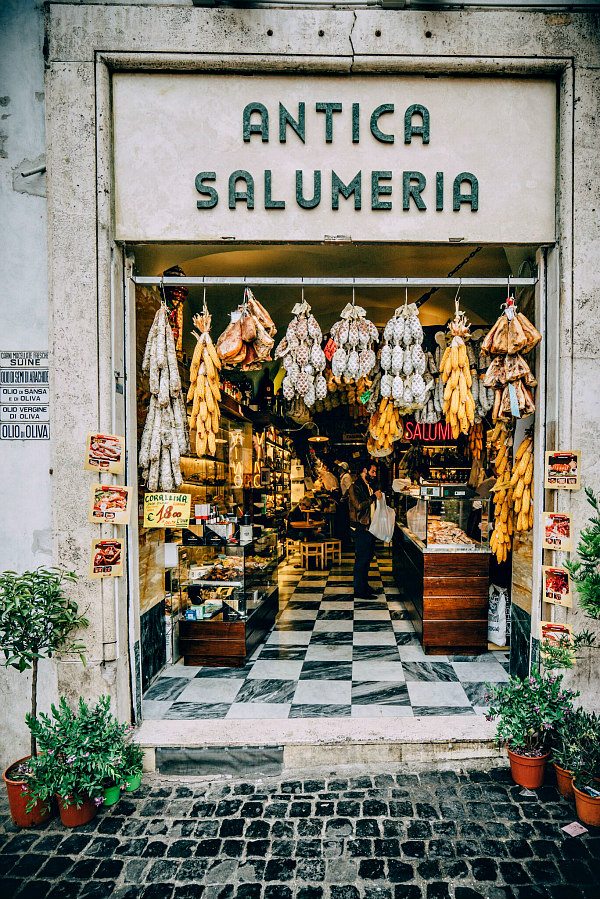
top-left (2, 757), bottom-right (53, 828)
top-left (508, 748), bottom-right (550, 789)
top-left (553, 762), bottom-right (575, 800)
top-left (125, 774), bottom-right (142, 793)
top-left (573, 785), bottom-right (600, 828)
top-left (57, 795), bottom-right (98, 828)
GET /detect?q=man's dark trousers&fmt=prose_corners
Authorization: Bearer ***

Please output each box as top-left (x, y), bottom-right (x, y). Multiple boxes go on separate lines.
top-left (353, 525), bottom-right (376, 596)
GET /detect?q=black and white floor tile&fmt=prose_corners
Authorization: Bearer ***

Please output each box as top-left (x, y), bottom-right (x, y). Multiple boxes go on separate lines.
top-left (143, 553), bottom-right (509, 720)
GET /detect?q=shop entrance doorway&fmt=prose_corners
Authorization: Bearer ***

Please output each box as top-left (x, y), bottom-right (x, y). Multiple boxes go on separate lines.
top-left (124, 242), bottom-right (545, 729)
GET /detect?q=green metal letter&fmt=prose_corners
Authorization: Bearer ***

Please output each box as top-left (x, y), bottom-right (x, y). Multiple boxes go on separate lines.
top-left (436, 172), bottom-right (444, 211)
top-left (316, 102), bottom-right (343, 143)
top-left (404, 104), bottom-right (430, 144)
top-left (243, 103), bottom-right (269, 142)
top-left (371, 171), bottom-right (392, 210)
top-left (352, 103), bottom-right (360, 143)
top-left (296, 170), bottom-right (321, 209)
top-left (264, 170), bottom-right (285, 209)
top-left (195, 172), bottom-right (218, 209)
top-left (453, 172), bottom-right (479, 211)
top-left (331, 171), bottom-right (362, 210)
top-left (279, 103), bottom-right (305, 143)
top-left (229, 170), bottom-right (255, 209)
top-left (370, 104), bottom-right (395, 144)
top-left (402, 171), bottom-right (427, 211)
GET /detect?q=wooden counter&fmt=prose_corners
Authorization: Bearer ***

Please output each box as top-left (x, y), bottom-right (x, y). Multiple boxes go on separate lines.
top-left (393, 526), bottom-right (490, 654)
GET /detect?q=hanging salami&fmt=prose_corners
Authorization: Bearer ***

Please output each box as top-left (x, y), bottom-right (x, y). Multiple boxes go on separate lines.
top-left (139, 304), bottom-right (190, 491)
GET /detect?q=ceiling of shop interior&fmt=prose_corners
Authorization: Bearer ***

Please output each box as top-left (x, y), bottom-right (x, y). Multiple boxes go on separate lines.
top-left (131, 243), bottom-right (537, 336)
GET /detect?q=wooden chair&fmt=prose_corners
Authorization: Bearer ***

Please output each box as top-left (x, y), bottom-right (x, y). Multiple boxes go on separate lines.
top-left (300, 541), bottom-right (325, 570)
top-left (323, 538), bottom-right (342, 566)
top-left (286, 537), bottom-right (301, 559)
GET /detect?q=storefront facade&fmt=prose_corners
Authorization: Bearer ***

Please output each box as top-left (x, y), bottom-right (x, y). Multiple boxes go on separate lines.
top-left (4, 3), bottom-right (598, 759)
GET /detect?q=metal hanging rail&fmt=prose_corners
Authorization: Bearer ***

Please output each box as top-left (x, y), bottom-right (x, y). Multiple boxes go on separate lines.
top-left (133, 276), bottom-right (537, 288)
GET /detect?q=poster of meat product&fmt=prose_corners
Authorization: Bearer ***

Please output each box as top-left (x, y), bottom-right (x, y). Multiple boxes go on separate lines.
top-left (540, 620), bottom-right (573, 647)
top-left (544, 450), bottom-right (581, 490)
top-left (85, 432), bottom-right (125, 474)
top-left (542, 511), bottom-right (573, 551)
top-left (542, 566), bottom-right (572, 607)
top-left (89, 484), bottom-right (131, 525)
top-left (89, 539), bottom-right (124, 578)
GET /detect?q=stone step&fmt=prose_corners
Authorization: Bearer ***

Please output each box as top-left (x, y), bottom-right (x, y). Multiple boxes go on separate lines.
top-left (137, 716), bottom-right (502, 778)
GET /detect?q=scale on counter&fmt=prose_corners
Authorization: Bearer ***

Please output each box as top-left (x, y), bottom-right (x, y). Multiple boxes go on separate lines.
top-left (420, 482), bottom-right (475, 499)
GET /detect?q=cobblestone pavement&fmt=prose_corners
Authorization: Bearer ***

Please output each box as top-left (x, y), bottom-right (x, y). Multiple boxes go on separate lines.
top-left (1, 766), bottom-right (599, 899)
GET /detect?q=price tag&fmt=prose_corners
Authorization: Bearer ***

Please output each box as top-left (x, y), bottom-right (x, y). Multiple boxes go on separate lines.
top-left (143, 492), bottom-right (191, 528)
top-left (324, 338), bottom-right (337, 361)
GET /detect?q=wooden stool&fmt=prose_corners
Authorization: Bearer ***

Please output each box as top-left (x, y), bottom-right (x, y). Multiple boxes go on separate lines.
top-left (324, 539), bottom-right (342, 566)
top-left (286, 537), bottom-right (301, 559)
top-left (300, 541), bottom-right (325, 570)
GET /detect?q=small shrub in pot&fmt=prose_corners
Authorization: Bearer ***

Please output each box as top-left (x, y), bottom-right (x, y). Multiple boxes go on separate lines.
top-left (486, 671), bottom-right (578, 789)
top-left (0, 567), bottom-right (87, 827)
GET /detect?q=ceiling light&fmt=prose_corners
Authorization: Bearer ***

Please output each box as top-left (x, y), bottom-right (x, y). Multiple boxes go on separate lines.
top-left (308, 434), bottom-right (329, 443)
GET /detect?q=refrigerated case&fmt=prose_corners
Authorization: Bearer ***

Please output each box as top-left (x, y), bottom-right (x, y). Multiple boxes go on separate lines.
top-left (394, 494), bottom-right (492, 654)
top-left (177, 528), bottom-right (279, 666)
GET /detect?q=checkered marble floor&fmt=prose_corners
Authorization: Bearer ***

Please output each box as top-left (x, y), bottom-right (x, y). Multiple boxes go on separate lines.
top-left (143, 553), bottom-right (509, 721)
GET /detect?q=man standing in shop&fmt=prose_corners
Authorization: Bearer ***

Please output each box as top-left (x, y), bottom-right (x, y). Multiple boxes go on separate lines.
top-left (348, 460), bottom-right (382, 599)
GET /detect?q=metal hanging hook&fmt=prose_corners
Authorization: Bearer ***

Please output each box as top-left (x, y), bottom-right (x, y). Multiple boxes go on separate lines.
top-left (454, 278), bottom-right (462, 316)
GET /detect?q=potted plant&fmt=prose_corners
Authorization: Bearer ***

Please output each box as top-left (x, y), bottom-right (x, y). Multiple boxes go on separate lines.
top-left (565, 488), bottom-right (600, 621)
top-left (26, 694), bottom-right (128, 827)
top-left (486, 671), bottom-right (578, 789)
top-left (0, 567), bottom-right (87, 827)
top-left (121, 740), bottom-right (144, 793)
top-left (551, 707), bottom-right (594, 799)
top-left (571, 711), bottom-right (600, 827)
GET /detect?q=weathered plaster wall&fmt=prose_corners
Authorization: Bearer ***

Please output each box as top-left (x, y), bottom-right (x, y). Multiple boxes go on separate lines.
top-left (0, 0), bottom-right (57, 772)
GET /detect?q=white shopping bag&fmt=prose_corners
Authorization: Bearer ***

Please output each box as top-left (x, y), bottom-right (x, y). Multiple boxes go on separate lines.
top-left (369, 497), bottom-right (396, 543)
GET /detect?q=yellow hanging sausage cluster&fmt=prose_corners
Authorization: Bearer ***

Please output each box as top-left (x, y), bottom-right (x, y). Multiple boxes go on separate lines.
top-left (188, 312), bottom-right (222, 458)
top-left (368, 396), bottom-right (403, 455)
top-left (468, 421), bottom-right (484, 461)
top-left (489, 422), bottom-right (514, 564)
top-left (440, 310), bottom-right (476, 438)
top-left (511, 435), bottom-right (534, 532)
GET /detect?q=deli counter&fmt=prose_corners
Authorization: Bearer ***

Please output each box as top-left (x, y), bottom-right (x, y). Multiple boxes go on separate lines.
top-left (393, 492), bottom-right (492, 654)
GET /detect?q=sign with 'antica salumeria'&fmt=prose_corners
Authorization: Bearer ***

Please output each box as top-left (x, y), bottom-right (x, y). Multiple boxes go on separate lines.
top-left (113, 74), bottom-right (556, 243)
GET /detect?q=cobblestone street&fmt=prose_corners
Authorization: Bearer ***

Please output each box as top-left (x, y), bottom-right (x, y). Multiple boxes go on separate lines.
top-left (2, 766), bottom-right (599, 899)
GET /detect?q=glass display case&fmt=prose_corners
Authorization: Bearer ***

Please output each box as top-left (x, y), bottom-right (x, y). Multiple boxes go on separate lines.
top-left (176, 529), bottom-right (279, 666)
top-left (397, 493), bottom-right (491, 553)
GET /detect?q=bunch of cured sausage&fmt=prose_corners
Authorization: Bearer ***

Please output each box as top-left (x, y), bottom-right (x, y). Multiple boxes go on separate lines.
top-left (139, 304), bottom-right (189, 491)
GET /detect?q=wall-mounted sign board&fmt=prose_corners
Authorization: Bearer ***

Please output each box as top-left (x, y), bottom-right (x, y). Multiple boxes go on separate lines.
top-left (0, 351), bottom-right (50, 440)
top-left (113, 74), bottom-right (556, 244)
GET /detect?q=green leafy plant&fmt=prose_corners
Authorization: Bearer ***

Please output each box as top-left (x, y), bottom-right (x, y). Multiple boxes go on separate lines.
top-left (566, 487), bottom-right (600, 620)
top-left (574, 629), bottom-right (597, 648)
top-left (541, 636), bottom-right (576, 671)
top-left (0, 567), bottom-right (88, 757)
top-left (552, 707), bottom-right (598, 771)
top-left (569, 711), bottom-right (600, 791)
top-left (121, 741), bottom-right (144, 779)
top-left (26, 695), bottom-right (128, 810)
top-left (485, 671), bottom-right (579, 756)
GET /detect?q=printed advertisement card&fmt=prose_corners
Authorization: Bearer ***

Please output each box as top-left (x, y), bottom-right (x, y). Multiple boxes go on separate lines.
top-left (542, 511), bottom-right (573, 552)
top-left (89, 484), bottom-right (131, 525)
top-left (542, 566), bottom-right (572, 608)
top-left (544, 450), bottom-right (581, 490)
top-left (90, 539), bottom-right (124, 579)
top-left (85, 432), bottom-right (125, 474)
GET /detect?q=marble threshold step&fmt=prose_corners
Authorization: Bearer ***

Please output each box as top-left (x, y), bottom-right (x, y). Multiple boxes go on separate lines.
top-left (136, 716), bottom-right (502, 778)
